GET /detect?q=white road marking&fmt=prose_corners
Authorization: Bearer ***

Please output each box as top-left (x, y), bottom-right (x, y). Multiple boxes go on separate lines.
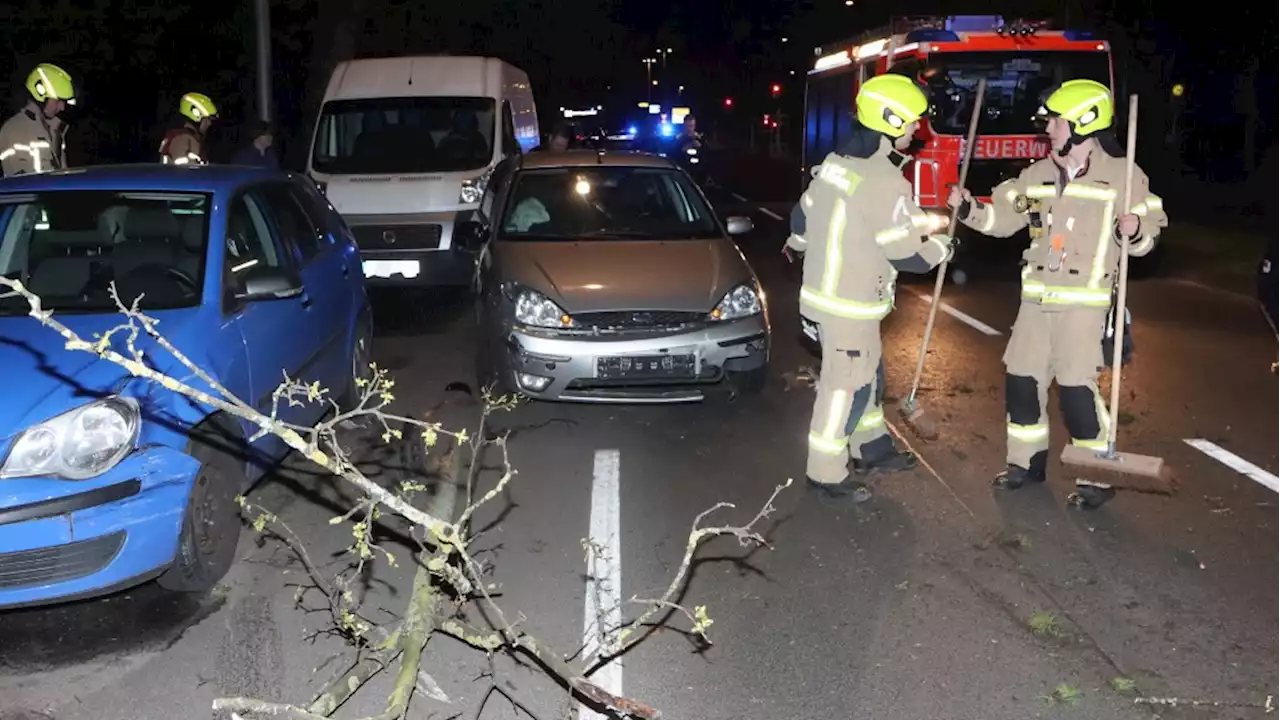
top-left (1183, 439), bottom-right (1280, 493)
top-left (758, 207), bottom-right (784, 221)
top-left (582, 449), bottom-right (623, 716)
top-left (907, 288), bottom-right (1002, 336)
top-left (731, 192), bottom-right (748, 202)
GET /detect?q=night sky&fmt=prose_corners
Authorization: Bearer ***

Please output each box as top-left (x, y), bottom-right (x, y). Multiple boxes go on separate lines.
top-left (0, 0), bottom-right (1273, 182)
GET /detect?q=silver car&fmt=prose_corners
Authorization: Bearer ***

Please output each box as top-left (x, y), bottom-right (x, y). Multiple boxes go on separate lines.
top-left (458, 150), bottom-right (770, 403)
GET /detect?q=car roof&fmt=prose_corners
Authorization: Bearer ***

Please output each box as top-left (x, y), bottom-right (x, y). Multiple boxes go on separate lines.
top-left (0, 164), bottom-right (297, 195)
top-left (517, 150), bottom-right (677, 170)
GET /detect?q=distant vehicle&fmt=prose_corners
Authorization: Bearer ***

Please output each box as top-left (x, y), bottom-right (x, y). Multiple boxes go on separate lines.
top-left (307, 55), bottom-right (540, 288)
top-left (1260, 237), bottom-right (1277, 334)
top-left (461, 150), bottom-right (770, 403)
top-left (0, 164), bottom-right (371, 609)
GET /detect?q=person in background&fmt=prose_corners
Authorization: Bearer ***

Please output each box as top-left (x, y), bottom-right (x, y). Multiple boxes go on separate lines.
top-left (160, 92), bottom-right (218, 165)
top-left (230, 120), bottom-right (278, 167)
top-left (0, 63), bottom-right (75, 176)
top-left (532, 121), bottom-right (573, 152)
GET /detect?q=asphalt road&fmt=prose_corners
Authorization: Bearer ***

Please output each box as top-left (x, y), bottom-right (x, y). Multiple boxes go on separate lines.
top-left (1, 159), bottom-right (1276, 720)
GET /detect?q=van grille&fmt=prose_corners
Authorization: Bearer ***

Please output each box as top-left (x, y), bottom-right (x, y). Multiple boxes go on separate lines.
top-left (350, 224), bottom-right (443, 250)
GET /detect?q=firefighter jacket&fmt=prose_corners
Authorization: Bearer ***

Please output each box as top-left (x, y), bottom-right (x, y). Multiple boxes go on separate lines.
top-left (958, 149), bottom-right (1167, 310)
top-left (785, 138), bottom-right (952, 346)
top-left (160, 124), bottom-right (205, 165)
top-left (0, 102), bottom-right (67, 177)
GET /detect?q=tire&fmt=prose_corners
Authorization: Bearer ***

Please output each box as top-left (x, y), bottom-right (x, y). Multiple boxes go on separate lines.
top-left (338, 312), bottom-right (375, 413)
top-left (157, 417), bottom-right (245, 593)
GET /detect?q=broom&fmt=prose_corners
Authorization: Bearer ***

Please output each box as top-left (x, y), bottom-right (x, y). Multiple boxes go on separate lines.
top-left (1060, 94), bottom-right (1166, 505)
top-left (898, 77), bottom-right (986, 440)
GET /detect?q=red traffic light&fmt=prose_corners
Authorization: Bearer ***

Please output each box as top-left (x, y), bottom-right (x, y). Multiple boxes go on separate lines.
top-left (724, 97), bottom-right (733, 107)
top-left (771, 83), bottom-right (781, 95)
top-left (763, 113), bottom-right (771, 126)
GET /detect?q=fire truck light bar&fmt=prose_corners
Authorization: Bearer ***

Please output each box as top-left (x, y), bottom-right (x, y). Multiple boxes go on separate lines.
top-left (813, 50), bottom-right (851, 71)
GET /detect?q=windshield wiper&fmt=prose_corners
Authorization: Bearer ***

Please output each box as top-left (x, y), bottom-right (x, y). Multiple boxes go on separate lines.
top-left (582, 228), bottom-right (657, 238)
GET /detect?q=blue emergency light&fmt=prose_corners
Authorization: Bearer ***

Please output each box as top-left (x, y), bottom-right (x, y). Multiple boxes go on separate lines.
top-left (659, 122), bottom-right (675, 137)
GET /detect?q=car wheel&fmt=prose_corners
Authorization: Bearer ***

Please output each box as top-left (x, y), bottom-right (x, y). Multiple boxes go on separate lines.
top-left (338, 314), bottom-right (375, 412)
top-left (157, 418), bottom-right (244, 593)
top-left (727, 364), bottom-right (768, 396)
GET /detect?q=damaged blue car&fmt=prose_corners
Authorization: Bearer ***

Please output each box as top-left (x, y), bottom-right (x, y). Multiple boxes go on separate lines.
top-left (0, 164), bottom-right (371, 609)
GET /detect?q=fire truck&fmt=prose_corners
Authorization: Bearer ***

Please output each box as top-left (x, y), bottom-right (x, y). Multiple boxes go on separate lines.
top-left (803, 15), bottom-right (1115, 214)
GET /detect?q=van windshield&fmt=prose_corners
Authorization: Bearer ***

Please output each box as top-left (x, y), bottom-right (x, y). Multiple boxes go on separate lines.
top-left (312, 97), bottom-right (496, 174)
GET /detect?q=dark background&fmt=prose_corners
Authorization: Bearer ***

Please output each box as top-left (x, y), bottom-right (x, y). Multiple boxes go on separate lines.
top-left (0, 0), bottom-right (1273, 212)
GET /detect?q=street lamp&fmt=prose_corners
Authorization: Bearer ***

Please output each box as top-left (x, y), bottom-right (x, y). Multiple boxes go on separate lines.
top-left (642, 58), bottom-right (656, 102)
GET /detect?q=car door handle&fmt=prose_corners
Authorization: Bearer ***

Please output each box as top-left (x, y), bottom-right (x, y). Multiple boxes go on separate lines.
top-left (341, 263), bottom-right (349, 278)
top-left (300, 293), bottom-right (312, 309)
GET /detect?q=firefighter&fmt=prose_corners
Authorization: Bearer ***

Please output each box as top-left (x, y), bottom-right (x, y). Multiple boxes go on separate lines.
top-left (946, 79), bottom-right (1168, 490)
top-left (160, 92), bottom-right (219, 165)
top-left (785, 73), bottom-right (955, 505)
top-left (0, 63), bottom-right (75, 177)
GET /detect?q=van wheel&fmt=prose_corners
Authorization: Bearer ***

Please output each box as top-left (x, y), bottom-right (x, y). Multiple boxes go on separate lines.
top-left (157, 418), bottom-right (245, 593)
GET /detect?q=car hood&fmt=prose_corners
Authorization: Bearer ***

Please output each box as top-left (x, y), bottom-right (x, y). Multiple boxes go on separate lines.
top-left (494, 239), bottom-right (750, 313)
top-left (0, 309), bottom-right (201, 440)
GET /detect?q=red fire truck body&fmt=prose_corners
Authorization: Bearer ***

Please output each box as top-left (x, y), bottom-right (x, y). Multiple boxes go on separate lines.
top-left (803, 16), bottom-right (1115, 215)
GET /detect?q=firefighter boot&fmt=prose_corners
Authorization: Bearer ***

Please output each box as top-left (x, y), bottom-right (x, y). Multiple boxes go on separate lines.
top-left (852, 435), bottom-right (918, 476)
top-left (806, 477), bottom-right (873, 506)
top-left (1067, 480), bottom-right (1116, 510)
top-left (993, 451), bottom-right (1048, 490)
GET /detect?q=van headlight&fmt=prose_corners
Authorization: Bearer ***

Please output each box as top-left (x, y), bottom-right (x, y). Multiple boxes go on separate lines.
top-left (459, 167), bottom-right (496, 205)
top-left (710, 283), bottom-right (762, 321)
top-left (511, 287), bottom-right (576, 329)
top-left (0, 397), bottom-right (141, 480)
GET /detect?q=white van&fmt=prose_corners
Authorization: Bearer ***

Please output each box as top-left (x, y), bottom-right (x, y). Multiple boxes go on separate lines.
top-left (307, 55), bottom-right (539, 287)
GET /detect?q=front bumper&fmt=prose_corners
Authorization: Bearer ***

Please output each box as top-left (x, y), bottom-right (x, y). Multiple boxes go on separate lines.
top-left (0, 445), bottom-right (201, 610)
top-left (344, 210), bottom-right (476, 287)
top-left (499, 315), bottom-right (769, 403)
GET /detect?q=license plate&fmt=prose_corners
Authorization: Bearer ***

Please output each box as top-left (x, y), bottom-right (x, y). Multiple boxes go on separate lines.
top-left (363, 260), bottom-right (420, 279)
top-left (596, 354), bottom-right (696, 380)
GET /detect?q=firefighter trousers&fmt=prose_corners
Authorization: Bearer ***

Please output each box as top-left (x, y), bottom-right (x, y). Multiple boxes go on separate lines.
top-left (805, 321), bottom-right (890, 485)
top-left (1002, 302), bottom-right (1112, 470)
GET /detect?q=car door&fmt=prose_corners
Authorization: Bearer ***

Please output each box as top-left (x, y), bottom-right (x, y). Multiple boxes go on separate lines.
top-left (295, 176), bottom-right (365, 320)
top-left (255, 181), bottom-right (351, 399)
top-left (221, 189), bottom-right (316, 442)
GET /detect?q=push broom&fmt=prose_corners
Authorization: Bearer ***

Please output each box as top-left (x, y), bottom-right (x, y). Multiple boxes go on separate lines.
top-left (1060, 94), bottom-right (1166, 504)
top-left (898, 78), bottom-right (986, 440)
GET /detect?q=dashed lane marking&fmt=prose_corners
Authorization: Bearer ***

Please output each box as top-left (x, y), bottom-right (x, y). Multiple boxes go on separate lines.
top-left (581, 449), bottom-right (623, 717)
top-left (906, 287), bottom-right (1003, 336)
top-left (1183, 439), bottom-right (1280, 493)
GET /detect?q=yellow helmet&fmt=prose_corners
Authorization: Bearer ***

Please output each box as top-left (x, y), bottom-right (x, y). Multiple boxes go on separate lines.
top-left (26, 63), bottom-right (75, 104)
top-left (856, 74), bottom-right (928, 138)
top-left (1042, 79), bottom-right (1113, 136)
top-left (179, 93), bottom-right (218, 123)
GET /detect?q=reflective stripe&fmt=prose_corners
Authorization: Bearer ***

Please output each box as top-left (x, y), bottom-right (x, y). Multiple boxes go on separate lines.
top-left (1021, 281), bottom-right (1112, 306)
top-left (1003, 188), bottom-right (1019, 204)
top-left (980, 203), bottom-right (997, 232)
top-left (1008, 423), bottom-right (1050, 442)
top-left (856, 407), bottom-right (885, 431)
top-left (2, 140), bottom-right (51, 173)
top-left (1145, 194), bottom-right (1163, 210)
top-left (875, 226), bottom-right (909, 245)
top-left (860, 89), bottom-right (920, 122)
top-left (800, 286), bottom-right (893, 319)
top-left (1063, 184), bottom-right (1117, 202)
top-left (1026, 185), bottom-right (1056, 198)
top-left (809, 389), bottom-right (851, 455)
top-left (1071, 438), bottom-right (1108, 450)
top-left (1061, 91), bottom-right (1110, 121)
top-left (1087, 190), bottom-right (1116, 289)
top-left (820, 197), bottom-right (847, 294)
top-left (814, 162), bottom-right (863, 195)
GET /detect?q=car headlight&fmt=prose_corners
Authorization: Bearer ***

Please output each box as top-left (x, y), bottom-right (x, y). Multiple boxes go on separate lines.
top-left (513, 288), bottom-right (576, 328)
top-left (711, 283), bottom-right (762, 321)
top-left (0, 397), bottom-right (141, 480)
top-left (459, 167), bottom-right (496, 205)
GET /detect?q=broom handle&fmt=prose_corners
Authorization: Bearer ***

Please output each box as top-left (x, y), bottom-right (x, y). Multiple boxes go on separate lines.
top-left (907, 77), bottom-right (986, 402)
top-left (1106, 94), bottom-right (1139, 452)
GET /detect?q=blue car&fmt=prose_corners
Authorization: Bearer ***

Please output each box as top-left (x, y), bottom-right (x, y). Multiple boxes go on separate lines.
top-left (0, 164), bottom-right (372, 609)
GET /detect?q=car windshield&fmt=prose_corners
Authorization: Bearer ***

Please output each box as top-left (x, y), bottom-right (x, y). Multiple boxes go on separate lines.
top-left (499, 166), bottom-right (719, 240)
top-left (918, 51), bottom-right (1112, 135)
top-left (312, 96), bottom-right (497, 174)
top-left (0, 191), bottom-right (209, 315)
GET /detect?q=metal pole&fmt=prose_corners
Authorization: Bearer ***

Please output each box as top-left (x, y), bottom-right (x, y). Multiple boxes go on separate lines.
top-left (254, 0), bottom-right (272, 122)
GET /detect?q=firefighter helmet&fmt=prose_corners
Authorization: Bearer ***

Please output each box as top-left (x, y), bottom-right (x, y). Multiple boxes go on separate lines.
top-left (856, 74), bottom-right (928, 138)
top-left (26, 64), bottom-right (76, 104)
top-left (1042, 79), bottom-right (1113, 136)
top-left (179, 93), bottom-right (219, 123)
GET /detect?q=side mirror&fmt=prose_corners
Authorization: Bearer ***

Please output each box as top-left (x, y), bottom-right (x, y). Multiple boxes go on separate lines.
top-left (455, 219), bottom-right (486, 251)
top-left (725, 216), bottom-right (754, 236)
top-left (234, 268), bottom-right (304, 302)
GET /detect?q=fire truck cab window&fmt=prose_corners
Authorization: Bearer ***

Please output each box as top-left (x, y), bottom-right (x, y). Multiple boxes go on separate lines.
top-left (917, 51), bottom-right (1112, 136)
top-left (804, 68), bottom-right (856, 169)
